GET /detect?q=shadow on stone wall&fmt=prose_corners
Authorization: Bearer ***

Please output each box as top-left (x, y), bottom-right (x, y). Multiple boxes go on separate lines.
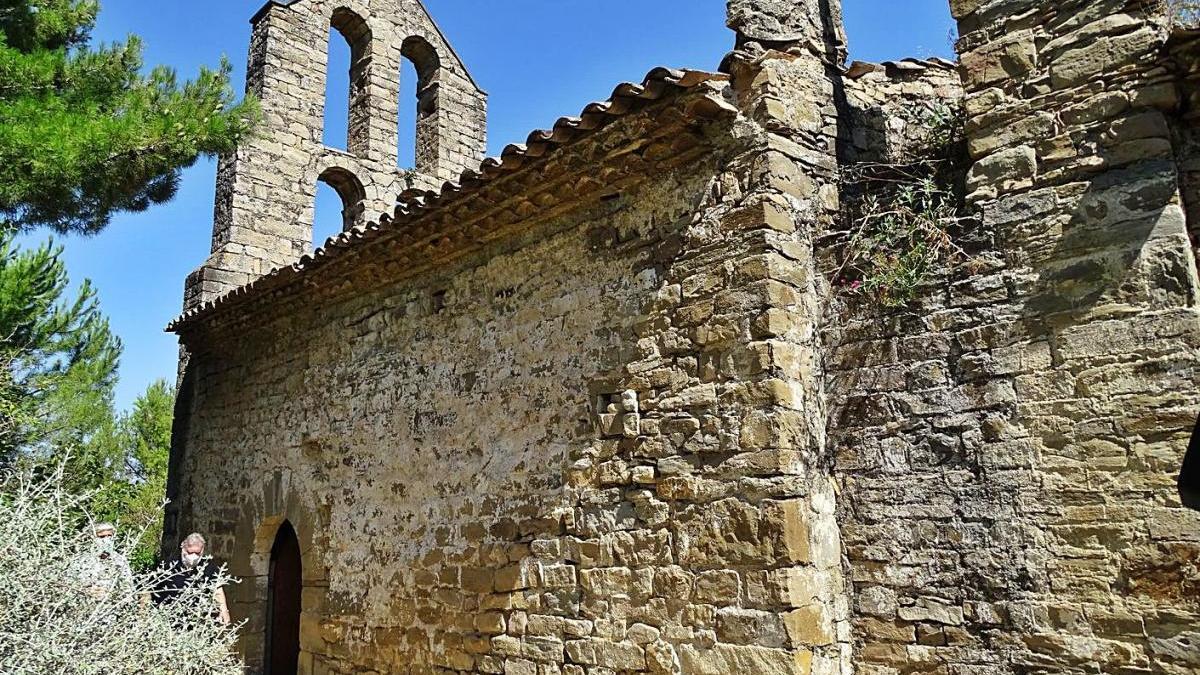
top-left (1020, 158), bottom-right (1191, 323)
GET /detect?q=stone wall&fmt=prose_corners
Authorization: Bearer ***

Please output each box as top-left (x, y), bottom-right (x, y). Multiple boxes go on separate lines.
top-left (169, 62), bottom-right (856, 671)
top-left (840, 60), bottom-right (962, 165)
top-left (829, 2), bottom-right (1200, 673)
top-left (167, 1), bottom-right (1200, 674)
top-left (184, 0), bottom-right (487, 312)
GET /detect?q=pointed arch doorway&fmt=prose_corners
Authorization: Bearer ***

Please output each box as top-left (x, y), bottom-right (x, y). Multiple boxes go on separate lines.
top-left (265, 521), bottom-right (302, 675)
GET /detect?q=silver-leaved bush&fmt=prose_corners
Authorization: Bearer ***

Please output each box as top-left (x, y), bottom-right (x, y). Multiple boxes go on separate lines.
top-left (0, 465), bottom-right (243, 674)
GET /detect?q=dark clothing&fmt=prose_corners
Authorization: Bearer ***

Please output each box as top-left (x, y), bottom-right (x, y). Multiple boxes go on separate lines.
top-left (153, 559), bottom-right (220, 606)
top-left (1182, 415), bottom-right (1200, 511)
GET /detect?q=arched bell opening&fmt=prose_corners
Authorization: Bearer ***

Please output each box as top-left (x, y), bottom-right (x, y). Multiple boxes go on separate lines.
top-left (399, 35), bottom-right (442, 175)
top-left (324, 7), bottom-right (374, 155)
top-left (313, 166), bottom-right (366, 249)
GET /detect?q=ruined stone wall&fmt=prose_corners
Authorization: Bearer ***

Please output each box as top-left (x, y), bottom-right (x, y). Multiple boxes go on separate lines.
top-left (185, 0), bottom-right (487, 311)
top-left (828, 2), bottom-right (1200, 673)
top-left (840, 60), bottom-right (963, 165)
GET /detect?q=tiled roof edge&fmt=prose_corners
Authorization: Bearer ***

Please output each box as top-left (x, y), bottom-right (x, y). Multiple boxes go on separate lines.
top-left (168, 67), bottom-right (729, 333)
top-left (845, 56), bottom-right (959, 80)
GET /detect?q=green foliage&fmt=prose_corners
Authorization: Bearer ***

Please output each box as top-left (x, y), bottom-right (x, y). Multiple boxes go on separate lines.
top-left (0, 0), bottom-right (227, 567)
top-left (835, 172), bottom-right (966, 308)
top-left (84, 379), bottom-right (174, 569)
top-left (834, 101), bottom-right (974, 309)
top-left (0, 229), bottom-right (120, 457)
top-left (0, 233), bottom-right (174, 568)
top-left (0, 0), bottom-right (258, 235)
top-left (0, 463), bottom-right (242, 674)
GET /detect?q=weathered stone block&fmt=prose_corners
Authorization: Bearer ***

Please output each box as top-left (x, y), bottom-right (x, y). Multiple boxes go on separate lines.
top-left (960, 30), bottom-right (1037, 87)
top-left (695, 569), bottom-right (741, 605)
top-left (1050, 27), bottom-right (1159, 88)
top-left (679, 643), bottom-right (810, 675)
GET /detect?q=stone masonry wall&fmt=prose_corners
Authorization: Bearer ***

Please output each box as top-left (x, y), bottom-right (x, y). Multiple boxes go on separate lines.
top-left (840, 61), bottom-right (963, 165)
top-left (168, 1), bottom-right (1200, 674)
top-left (171, 69), bottom-right (854, 672)
top-left (828, 2), bottom-right (1200, 673)
top-left (184, 0), bottom-right (487, 312)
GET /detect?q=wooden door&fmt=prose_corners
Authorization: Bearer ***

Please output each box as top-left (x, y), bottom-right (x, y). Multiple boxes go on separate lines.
top-left (265, 521), bottom-right (302, 675)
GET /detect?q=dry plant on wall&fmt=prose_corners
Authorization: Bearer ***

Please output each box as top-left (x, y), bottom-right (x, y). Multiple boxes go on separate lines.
top-left (833, 101), bottom-right (977, 309)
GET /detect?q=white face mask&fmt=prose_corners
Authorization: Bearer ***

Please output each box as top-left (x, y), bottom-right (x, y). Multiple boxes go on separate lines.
top-left (182, 551), bottom-right (203, 568)
top-left (96, 536), bottom-right (115, 554)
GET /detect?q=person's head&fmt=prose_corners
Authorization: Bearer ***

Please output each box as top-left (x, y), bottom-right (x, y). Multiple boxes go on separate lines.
top-left (92, 523), bottom-right (116, 555)
top-left (180, 533), bottom-right (206, 568)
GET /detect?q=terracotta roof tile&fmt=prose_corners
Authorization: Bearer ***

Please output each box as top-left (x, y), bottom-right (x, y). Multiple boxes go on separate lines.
top-left (845, 56), bottom-right (959, 80)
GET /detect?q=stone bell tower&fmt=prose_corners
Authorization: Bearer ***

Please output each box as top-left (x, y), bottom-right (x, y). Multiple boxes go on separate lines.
top-left (183, 0), bottom-right (487, 311)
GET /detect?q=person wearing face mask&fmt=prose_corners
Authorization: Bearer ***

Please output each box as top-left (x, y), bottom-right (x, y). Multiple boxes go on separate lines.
top-left (71, 522), bottom-right (135, 601)
top-left (152, 532), bottom-right (231, 625)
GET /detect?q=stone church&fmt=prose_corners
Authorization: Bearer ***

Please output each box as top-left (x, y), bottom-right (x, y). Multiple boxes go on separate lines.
top-left (164, 0), bottom-right (1200, 673)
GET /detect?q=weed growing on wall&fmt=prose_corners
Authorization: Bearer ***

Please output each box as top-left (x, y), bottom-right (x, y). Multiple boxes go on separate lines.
top-left (834, 101), bottom-right (975, 308)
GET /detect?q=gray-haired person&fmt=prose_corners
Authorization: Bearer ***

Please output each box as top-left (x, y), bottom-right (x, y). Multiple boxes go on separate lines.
top-left (71, 522), bottom-right (134, 601)
top-left (153, 532), bottom-right (231, 625)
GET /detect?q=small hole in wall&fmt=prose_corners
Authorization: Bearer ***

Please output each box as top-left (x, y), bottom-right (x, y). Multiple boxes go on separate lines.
top-left (432, 290), bottom-right (447, 314)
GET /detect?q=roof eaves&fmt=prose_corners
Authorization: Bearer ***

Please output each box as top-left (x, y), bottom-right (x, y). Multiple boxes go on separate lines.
top-left (167, 67), bottom-right (730, 334)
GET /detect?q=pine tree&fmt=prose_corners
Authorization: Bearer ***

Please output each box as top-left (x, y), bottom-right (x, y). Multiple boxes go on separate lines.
top-left (0, 231), bottom-right (177, 566)
top-left (0, 0), bottom-right (257, 234)
top-left (0, 230), bottom-right (120, 458)
top-left (0, 233), bottom-right (177, 567)
top-left (88, 379), bottom-right (174, 568)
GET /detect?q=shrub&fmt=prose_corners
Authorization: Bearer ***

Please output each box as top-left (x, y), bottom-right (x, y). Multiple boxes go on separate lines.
top-left (834, 169), bottom-right (967, 308)
top-left (833, 101), bottom-right (975, 309)
top-left (0, 465), bottom-right (242, 674)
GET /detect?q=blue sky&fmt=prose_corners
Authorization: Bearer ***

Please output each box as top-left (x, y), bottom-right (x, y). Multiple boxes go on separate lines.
top-left (35, 0), bottom-right (956, 412)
